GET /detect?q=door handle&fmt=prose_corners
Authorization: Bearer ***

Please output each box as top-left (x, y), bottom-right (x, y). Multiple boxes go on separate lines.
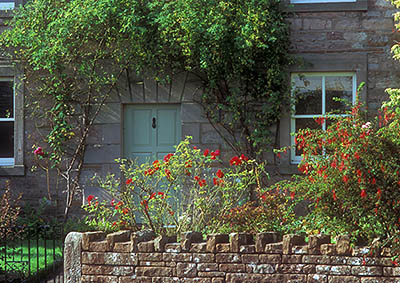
top-left (152, 117), bottom-right (156, 129)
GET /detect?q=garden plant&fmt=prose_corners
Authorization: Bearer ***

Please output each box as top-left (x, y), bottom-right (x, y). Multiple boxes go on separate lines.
top-left (83, 137), bottom-right (294, 236)
top-left (272, 92), bottom-right (400, 262)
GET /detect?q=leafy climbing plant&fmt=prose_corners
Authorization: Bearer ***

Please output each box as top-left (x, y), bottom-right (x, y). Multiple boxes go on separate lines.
top-left (0, 0), bottom-right (291, 218)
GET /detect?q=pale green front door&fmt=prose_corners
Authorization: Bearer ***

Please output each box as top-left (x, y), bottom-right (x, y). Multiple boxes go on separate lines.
top-left (123, 104), bottom-right (181, 164)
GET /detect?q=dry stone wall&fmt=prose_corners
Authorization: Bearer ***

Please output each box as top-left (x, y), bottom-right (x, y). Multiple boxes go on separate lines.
top-left (64, 230), bottom-right (400, 283)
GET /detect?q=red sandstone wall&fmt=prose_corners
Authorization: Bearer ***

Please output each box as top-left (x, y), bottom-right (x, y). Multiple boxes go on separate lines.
top-left (63, 230), bottom-right (400, 283)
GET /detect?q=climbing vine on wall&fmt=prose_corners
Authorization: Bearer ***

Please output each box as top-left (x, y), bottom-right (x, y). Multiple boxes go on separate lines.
top-left (0, 0), bottom-right (291, 216)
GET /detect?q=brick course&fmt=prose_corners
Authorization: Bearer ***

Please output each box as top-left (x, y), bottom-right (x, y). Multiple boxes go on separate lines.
top-left (64, 231), bottom-right (400, 283)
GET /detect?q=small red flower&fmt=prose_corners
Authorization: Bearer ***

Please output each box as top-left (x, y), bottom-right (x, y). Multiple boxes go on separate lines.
top-left (115, 201), bottom-right (123, 210)
top-left (332, 190), bottom-right (337, 201)
top-left (34, 147), bottom-right (45, 156)
top-left (354, 152), bottom-right (360, 160)
top-left (216, 169), bottom-right (224, 178)
top-left (165, 169), bottom-right (171, 178)
top-left (204, 149), bottom-right (209, 157)
top-left (377, 188), bottom-right (382, 199)
top-left (87, 195), bottom-right (95, 205)
top-left (112, 221), bottom-right (117, 228)
top-left (213, 177), bottom-right (218, 186)
top-left (290, 191), bottom-right (295, 200)
top-left (158, 191), bottom-right (165, 199)
top-left (361, 189), bottom-right (367, 198)
top-left (150, 192), bottom-right (156, 199)
top-left (230, 156), bottom-right (242, 166)
top-left (163, 153), bottom-right (174, 163)
top-left (110, 199), bottom-right (115, 206)
top-left (169, 210), bottom-right (174, 216)
top-left (240, 154), bottom-right (249, 162)
top-left (343, 175), bottom-right (349, 183)
top-left (126, 178), bottom-right (133, 185)
top-left (122, 208), bottom-right (129, 215)
top-left (153, 160), bottom-right (160, 170)
top-left (371, 177), bottom-right (376, 185)
top-left (260, 194), bottom-right (267, 201)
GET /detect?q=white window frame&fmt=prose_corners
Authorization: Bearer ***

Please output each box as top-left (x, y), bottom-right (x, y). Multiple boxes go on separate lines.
top-left (290, 72), bottom-right (357, 164)
top-left (0, 2), bottom-right (14, 10)
top-left (0, 78), bottom-right (15, 166)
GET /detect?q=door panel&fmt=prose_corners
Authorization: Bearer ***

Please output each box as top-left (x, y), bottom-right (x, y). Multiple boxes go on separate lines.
top-left (124, 104), bottom-right (181, 164)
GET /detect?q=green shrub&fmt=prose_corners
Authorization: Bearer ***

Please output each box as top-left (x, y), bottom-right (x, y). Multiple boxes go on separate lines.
top-left (82, 137), bottom-right (270, 235)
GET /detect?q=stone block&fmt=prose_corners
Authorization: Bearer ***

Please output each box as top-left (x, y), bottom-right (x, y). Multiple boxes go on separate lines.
top-left (255, 232), bottom-right (280, 252)
top-left (316, 265), bottom-right (351, 275)
top-left (259, 254), bottom-right (281, 264)
top-left (136, 267), bottom-right (173, 277)
top-left (104, 252), bottom-right (137, 265)
top-left (216, 243), bottom-right (231, 253)
top-left (383, 267), bottom-right (400, 276)
top-left (138, 241), bottom-right (155, 253)
top-left (138, 253), bottom-right (163, 262)
top-left (229, 233), bottom-right (253, 253)
top-left (265, 242), bottom-right (283, 254)
top-left (282, 234), bottom-right (306, 254)
top-left (215, 253), bottom-right (241, 263)
top-left (197, 263), bottom-right (219, 272)
top-left (131, 230), bottom-right (156, 252)
top-left (308, 274), bottom-right (328, 283)
top-left (102, 123), bottom-right (121, 144)
top-left (82, 265), bottom-right (134, 276)
top-left (181, 103), bottom-right (207, 123)
top-left (177, 263), bottom-right (197, 277)
top-left (327, 276), bottom-right (360, 283)
top-left (165, 243), bottom-right (182, 253)
top-left (107, 230), bottom-right (131, 249)
top-left (211, 278), bottom-right (225, 283)
top-left (181, 231), bottom-right (203, 251)
top-left (303, 255), bottom-right (331, 264)
top-left (219, 263), bottom-right (246, 273)
top-left (321, 244), bottom-right (337, 255)
top-left (188, 253), bottom-right (212, 264)
top-left (308, 234), bottom-right (331, 254)
top-left (182, 123), bottom-right (200, 143)
top-left (163, 252), bottom-right (192, 262)
top-left (89, 241), bottom-right (110, 252)
top-left (206, 234), bottom-right (229, 253)
top-left (82, 231), bottom-right (105, 251)
top-left (64, 232), bottom-right (83, 283)
top-left (336, 235), bottom-right (352, 255)
top-left (241, 254), bottom-right (259, 264)
top-left (81, 275), bottom-right (118, 283)
top-left (198, 271), bottom-right (226, 278)
top-left (190, 243), bottom-right (207, 253)
top-left (352, 266), bottom-right (382, 276)
top-left (248, 263), bottom-right (276, 274)
top-left (82, 252), bottom-right (105, 264)
top-left (240, 245), bottom-right (255, 253)
top-left (282, 255), bottom-right (302, 264)
top-left (114, 242), bottom-right (131, 253)
top-left (154, 235), bottom-right (177, 252)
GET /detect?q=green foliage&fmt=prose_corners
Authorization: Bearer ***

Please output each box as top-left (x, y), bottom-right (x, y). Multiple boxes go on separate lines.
top-left (1, 0), bottom-right (290, 165)
top-left (209, 188), bottom-right (295, 235)
top-left (273, 95), bottom-right (400, 257)
top-left (85, 137), bottom-right (270, 235)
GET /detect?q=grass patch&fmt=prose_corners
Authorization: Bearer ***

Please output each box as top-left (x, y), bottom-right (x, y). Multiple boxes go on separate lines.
top-left (0, 238), bottom-right (63, 276)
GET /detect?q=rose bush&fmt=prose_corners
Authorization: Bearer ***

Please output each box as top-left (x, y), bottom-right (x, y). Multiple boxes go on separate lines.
top-left (84, 137), bottom-right (271, 235)
top-left (273, 92), bottom-right (400, 259)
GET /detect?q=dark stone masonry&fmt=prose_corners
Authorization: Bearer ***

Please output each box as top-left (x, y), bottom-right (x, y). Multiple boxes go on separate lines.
top-left (64, 231), bottom-right (400, 282)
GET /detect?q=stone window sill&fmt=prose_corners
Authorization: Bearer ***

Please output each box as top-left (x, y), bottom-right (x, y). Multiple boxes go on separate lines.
top-left (0, 165), bottom-right (25, 176)
top-left (286, 0), bottom-right (367, 12)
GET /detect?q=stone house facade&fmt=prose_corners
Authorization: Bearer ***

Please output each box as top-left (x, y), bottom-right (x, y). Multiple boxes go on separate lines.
top-left (0, 0), bottom-right (399, 210)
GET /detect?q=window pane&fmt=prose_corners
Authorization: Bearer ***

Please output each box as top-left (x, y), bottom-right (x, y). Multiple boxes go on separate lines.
top-left (0, 81), bottom-right (13, 118)
top-left (293, 75), bottom-right (322, 115)
top-left (326, 76), bottom-right (353, 113)
top-left (295, 118), bottom-right (321, 156)
top-left (0, 122), bottom-right (14, 158)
